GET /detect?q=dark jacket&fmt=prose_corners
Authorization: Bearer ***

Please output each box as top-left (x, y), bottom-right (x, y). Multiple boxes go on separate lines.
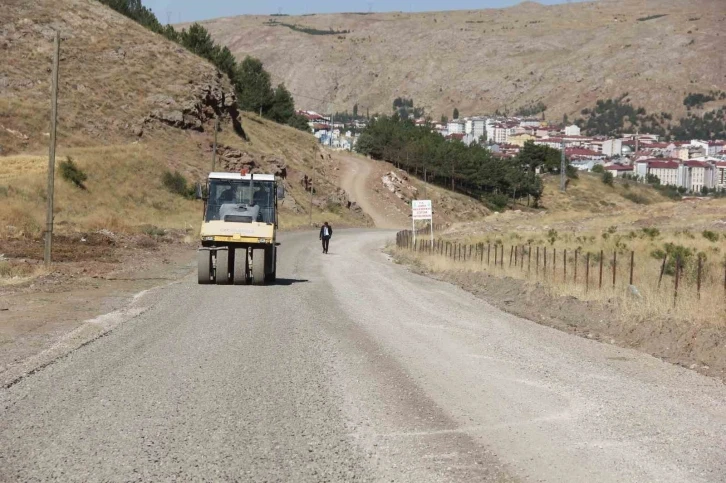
top-left (319, 225), bottom-right (333, 239)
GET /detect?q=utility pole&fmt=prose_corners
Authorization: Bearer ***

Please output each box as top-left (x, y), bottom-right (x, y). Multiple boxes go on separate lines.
top-left (44, 30), bottom-right (60, 268)
top-left (635, 128), bottom-right (639, 155)
top-left (309, 141), bottom-right (316, 226)
top-left (560, 139), bottom-right (566, 192)
top-left (211, 116), bottom-right (220, 172)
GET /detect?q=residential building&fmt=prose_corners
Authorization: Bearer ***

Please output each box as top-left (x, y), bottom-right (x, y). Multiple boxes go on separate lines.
top-left (635, 159), bottom-right (680, 186)
top-left (565, 148), bottom-right (606, 161)
top-left (691, 140), bottom-right (726, 156)
top-left (570, 159), bottom-right (604, 171)
top-left (605, 164), bottom-right (634, 177)
top-left (487, 123), bottom-right (514, 144)
top-left (519, 118), bottom-right (541, 127)
top-left (713, 162), bottom-right (726, 191)
top-left (680, 160), bottom-right (713, 192)
top-left (508, 133), bottom-right (535, 147)
top-left (470, 118), bottom-right (487, 140)
top-left (601, 139), bottom-right (623, 157)
top-left (447, 120), bottom-right (465, 135)
top-left (564, 125), bottom-right (581, 136)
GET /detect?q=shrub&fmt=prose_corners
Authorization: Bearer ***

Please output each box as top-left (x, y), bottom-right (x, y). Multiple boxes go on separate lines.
top-left (637, 14), bottom-right (667, 21)
top-left (591, 164), bottom-right (605, 174)
top-left (141, 225), bottom-right (166, 237)
top-left (565, 165), bottom-right (579, 179)
top-left (702, 230), bottom-right (720, 242)
top-left (641, 227), bottom-right (660, 240)
top-left (162, 170), bottom-right (195, 199)
top-left (485, 193), bottom-right (509, 211)
top-left (601, 171), bottom-right (614, 186)
top-left (623, 192), bottom-right (649, 204)
top-left (59, 156), bottom-right (88, 189)
top-left (547, 229), bottom-right (558, 245)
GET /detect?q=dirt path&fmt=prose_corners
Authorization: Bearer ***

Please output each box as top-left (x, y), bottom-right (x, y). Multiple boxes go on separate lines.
top-left (337, 152), bottom-right (408, 229)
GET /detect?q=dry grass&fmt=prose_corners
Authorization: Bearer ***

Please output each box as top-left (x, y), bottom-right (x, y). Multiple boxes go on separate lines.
top-left (398, 218), bottom-right (726, 330)
top-left (0, 260), bottom-right (47, 286)
top-left (0, 0), bottom-right (369, 241)
top-left (0, 142), bottom-right (203, 238)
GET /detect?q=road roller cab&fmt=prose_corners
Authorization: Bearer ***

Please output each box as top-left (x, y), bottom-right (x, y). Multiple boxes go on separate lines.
top-left (197, 172), bottom-right (284, 285)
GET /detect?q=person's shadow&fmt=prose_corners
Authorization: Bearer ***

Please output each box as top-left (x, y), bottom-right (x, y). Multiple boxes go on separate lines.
top-left (272, 278), bottom-right (309, 286)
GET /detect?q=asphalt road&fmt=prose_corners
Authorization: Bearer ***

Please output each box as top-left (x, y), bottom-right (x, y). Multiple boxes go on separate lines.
top-left (1, 230), bottom-right (725, 482)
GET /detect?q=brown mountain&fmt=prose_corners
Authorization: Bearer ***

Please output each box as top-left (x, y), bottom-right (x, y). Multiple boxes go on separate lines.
top-left (0, 0), bottom-right (368, 237)
top-left (198, 0), bottom-right (725, 119)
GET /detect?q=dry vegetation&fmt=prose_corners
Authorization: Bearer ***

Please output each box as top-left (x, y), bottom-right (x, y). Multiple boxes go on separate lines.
top-left (200, 0), bottom-right (725, 119)
top-left (0, 0), bottom-right (367, 241)
top-left (391, 174), bottom-right (726, 377)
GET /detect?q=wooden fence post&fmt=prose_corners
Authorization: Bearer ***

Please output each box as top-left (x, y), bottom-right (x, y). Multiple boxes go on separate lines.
top-left (586, 252), bottom-right (590, 293)
top-left (487, 243), bottom-right (491, 265)
top-left (629, 251), bottom-right (634, 286)
top-left (658, 254), bottom-right (667, 289)
top-left (697, 254), bottom-right (702, 299)
top-left (536, 246), bottom-right (540, 276)
top-left (553, 248), bottom-right (557, 281)
top-left (509, 245), bottom-right (514, 268)
top-left (574, 249), bottom-right (578, 284)
top-left (563, 249), bottom-right (567, 281)
top-left (599, 250), bottom-right (604, 289)
top-left (528, 245), bottom-right (532, 275)
top-left (612, 251), bottom-right (617, 288)
top-left (674, 256), bottom-right (680, 307)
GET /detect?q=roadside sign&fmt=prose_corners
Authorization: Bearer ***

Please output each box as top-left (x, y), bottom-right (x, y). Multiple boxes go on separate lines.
top-left (412, 200), bottom-right (432, 220)
top-left (411, 200), bottom-right (433, 247)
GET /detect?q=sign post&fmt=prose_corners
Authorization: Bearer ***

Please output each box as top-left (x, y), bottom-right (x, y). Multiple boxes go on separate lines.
top-left (412, 200), bottom-right (433, 249)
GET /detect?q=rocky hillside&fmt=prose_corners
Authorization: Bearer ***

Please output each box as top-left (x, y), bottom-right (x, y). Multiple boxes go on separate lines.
top-left (199, 0), bottom-right (725, 120)
top-left (0, 0), bottom-right (368, 236)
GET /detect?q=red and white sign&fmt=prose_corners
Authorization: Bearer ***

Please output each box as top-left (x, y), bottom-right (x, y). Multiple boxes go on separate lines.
top-left (412, 200), bottom-right (432, 220)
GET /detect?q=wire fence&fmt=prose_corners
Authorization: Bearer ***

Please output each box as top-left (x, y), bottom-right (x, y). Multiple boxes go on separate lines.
top-left (396, 230), bottom-right (726, 308)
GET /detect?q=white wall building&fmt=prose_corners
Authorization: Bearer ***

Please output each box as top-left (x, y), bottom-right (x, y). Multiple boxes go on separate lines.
top-left (691, 140), bottom-right (726, 156)
top-left (601, 139), bottom-right (623, 157)
top-left (447, 121), bottom-right (465, 134)
top-left (487, 124), bottom-right (514, 144)
top-left (467, 118), bottom-right (487, 140)
top-left (636, 159), bottom-right (680, 186)
top-left (564, 124), bottom-right (581, 136)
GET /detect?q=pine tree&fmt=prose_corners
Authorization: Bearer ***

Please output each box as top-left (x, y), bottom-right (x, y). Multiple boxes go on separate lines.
top-left (180, 23), bottom-right (216, 60)
top-left (234, 57), bottom-right (274, 114)
top-left (267, 84), bottom-right (295, 123)
top-left (453, 107), bottom-right (459, 120)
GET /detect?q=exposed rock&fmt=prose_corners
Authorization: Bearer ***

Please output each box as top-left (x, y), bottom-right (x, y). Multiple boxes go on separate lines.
top-left (382, 170), bottom-right (418, 203)
top-left (217, 149), bottom-right (288, 179)
top-left (138, 76), bottom-right (246, 139)
top-left (102, 46), bottom-right (126, 62)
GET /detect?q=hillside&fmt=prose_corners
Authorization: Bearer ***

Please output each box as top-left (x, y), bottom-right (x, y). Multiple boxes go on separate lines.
top-left (0, 0), bottom-right (368, 239)
top-left (199, 0), bottom-right (725, 121)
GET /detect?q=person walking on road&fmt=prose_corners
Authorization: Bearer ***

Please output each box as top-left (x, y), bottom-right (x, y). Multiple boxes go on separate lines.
top-left (319, 222), bottom-right (333, 254)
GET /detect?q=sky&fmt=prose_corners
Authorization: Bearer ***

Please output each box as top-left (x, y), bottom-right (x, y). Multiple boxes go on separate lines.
top-left (143, 0), bottom-right (581, 23)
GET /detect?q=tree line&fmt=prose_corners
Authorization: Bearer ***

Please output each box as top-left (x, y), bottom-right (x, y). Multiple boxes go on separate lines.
top-left (355, 116), bottom-right (573, 209)
top-left (576, 93), bottom-right (726, 140)
top-left (99, 0), bottom-right (308, 131)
